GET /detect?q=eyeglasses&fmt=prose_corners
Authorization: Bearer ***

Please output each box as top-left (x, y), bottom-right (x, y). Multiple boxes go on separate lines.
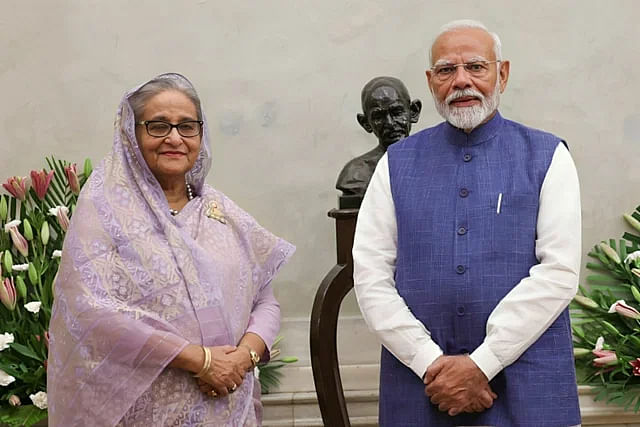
top-left (430, 60), bottom-right (501, 82)
top-left (136, 120), bottom-right (203, 137)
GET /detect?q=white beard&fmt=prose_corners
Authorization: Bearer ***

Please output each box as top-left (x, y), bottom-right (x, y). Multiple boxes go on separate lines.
top-left (434, 79), bottom-right (501, 130)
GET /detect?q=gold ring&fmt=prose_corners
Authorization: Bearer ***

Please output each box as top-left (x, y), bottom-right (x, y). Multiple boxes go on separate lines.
top-left (229, 384), bottom-right (237, 393)
top-left (209, 390), bottom-right (218, 398)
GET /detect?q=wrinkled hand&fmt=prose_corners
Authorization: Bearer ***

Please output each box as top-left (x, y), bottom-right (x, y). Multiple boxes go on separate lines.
top-left (424, 355), bottom-right (497, 416)
top-left (197, 345), bottom-right (245, 397)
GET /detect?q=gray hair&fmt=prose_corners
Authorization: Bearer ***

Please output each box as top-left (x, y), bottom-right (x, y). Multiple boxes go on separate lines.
top-left (429, 19), bottom-right (502, 66)
top-left (129, 75), bottom-right (203, 121)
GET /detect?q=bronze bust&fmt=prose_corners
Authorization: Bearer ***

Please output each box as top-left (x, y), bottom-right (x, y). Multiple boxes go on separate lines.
top-left (336, 77), bottom-right (421, 208)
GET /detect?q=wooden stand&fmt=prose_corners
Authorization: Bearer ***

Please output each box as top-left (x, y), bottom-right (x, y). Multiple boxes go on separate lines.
top-left (310, 208), bottom-right (359, 427)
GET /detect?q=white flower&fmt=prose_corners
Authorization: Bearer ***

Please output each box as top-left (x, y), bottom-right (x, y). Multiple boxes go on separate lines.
top-left (0, 369), bottom-right (15, 386)
top-left (52, 250), bottom-right (62, 259)
top-left (48, 206), bottom-right (69, 217)
top-left (0, 333), bottom-right (14, 351)
top-left (24, 301), bottom-right (41, 314)
top-left (625, 251), bottom-right (640, 264)
top-left (595, 336), bottom-right (605, 351)
top-left (29, 391), bottom-right (47, 409)
top-left (254, 366), bottom-right (260, 379)
top-left (12, 263), bottom-right (29, 272)
top-left (3, 219), bottom-right (20, 233)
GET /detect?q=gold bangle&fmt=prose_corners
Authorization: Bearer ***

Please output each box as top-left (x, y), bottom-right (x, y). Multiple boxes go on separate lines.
top-left (193, 346), bottom-right (211, 378)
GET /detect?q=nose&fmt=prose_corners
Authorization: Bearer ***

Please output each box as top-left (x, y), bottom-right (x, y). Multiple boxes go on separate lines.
top-left (164, 127), bottom-right (183, 145)
top-left (451, 65), bottom-right (473, 90)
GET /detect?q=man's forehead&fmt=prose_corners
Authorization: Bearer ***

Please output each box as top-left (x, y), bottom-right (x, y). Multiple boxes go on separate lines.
top-left (431, 28), bottom-right (495, 63)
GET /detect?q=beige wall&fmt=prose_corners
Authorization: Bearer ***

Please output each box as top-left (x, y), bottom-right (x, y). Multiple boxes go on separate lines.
top-left (1, 0), bottom-right (640, 326)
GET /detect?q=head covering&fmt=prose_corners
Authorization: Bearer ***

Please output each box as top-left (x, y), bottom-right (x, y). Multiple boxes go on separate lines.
top-left (47, 73), bottom-right (294, 426)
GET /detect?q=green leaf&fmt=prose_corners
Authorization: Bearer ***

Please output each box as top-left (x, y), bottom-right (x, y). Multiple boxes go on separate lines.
top-left (9, 342), bottom-right (42, 361)
top-left (0, 405), bottom-right (47, 427)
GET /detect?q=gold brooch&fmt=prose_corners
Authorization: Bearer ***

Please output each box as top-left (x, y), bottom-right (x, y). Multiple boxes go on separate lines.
top-left (205, 201), bottom-right (227, 224)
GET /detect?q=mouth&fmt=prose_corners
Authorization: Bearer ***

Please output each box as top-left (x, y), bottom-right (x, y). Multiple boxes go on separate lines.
top-left (160, 151), bottom-right (187, 158)
top-left (449, 96), bottom-right (481, 107)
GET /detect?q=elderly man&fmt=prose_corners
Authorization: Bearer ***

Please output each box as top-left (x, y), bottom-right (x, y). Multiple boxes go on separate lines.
top-left (353, 20), bottom-right (581, 426)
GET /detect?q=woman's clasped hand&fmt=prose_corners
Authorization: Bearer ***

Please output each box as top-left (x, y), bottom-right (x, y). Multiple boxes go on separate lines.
top-left (195, 345), bottom-right (254, 398)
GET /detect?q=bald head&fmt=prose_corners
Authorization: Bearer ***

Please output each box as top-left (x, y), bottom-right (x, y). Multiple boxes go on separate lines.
top-left (357, 76), bottom-right (421, 149)
top-left (361, 76), bottom-right (411, 110)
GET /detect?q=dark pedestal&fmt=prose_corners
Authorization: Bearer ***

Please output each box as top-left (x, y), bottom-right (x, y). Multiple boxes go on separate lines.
top-left (310, 208), bottom-right (359, 427)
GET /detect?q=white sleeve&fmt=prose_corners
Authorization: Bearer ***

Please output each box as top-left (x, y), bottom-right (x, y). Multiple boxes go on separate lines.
top-left (469, 143), bottom-right (582, 381)
top-left (353, 154), bottom-right (443, 379)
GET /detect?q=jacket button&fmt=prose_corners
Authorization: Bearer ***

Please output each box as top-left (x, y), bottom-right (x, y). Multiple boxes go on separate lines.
top-left (456, 265), bottom-right (466, 274)
top-left (457, 227), bottom-right (467, 235)
top-left (456, 306), bottom-right (465, 316)
top-left (463, 153), bottom-right (472, 162)
top-left (459, 188), bottom-right (469, 198)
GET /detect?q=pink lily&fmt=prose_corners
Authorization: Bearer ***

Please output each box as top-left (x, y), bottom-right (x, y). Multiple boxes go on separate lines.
top-left (4, 220), bottom-right (28, 257)
top-left (0, 276), bottom-right (16, 311)
top-left (64, 163), bottom-right (80, 195)
top-left (630, 358), bottom-right (640, 376)
top-left (592, 349), bottom-right (618, 368)
top-left (2, 176), bottom-right (31, 201)
top-left (608, 299), bottom-right (640, 320)
top-left (30, 169), bottom-right (54, 201)
top-left (49, 206), bottom-right (70, 232)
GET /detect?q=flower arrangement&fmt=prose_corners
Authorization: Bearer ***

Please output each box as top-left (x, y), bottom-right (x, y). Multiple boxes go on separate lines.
top-left (572, 204), bottom-right (640, 411)
top-left (0, 157), bottom-right (92, 427)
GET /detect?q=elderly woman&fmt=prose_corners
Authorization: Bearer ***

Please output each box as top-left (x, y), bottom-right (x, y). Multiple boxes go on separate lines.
top-left (47, 73), bottom-right (294, 426)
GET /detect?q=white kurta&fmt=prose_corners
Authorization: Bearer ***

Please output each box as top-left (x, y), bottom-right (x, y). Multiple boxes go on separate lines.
top-left (353, 143), bottom-right (582, 381)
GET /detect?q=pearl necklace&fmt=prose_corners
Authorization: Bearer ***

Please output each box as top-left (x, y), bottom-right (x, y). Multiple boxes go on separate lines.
top-left (169, 183), bottom-right (194, 216)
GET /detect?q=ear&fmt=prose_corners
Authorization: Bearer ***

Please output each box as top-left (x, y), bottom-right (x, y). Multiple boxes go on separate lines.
top-left (498, 60), bottom-right (510, 93)
top-left (409, 99), bottom-right (422, 123)
top-left (425, 70), bottom-right (435, 95)
top-left (357, 113), bottom-right (373, 133)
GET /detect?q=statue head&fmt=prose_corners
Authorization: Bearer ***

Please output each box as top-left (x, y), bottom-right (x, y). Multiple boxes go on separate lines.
top-left (357, 77), bottom-right (422, 149)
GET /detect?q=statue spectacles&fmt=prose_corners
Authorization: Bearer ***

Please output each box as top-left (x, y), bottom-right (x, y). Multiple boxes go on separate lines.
top-left (136, 120), bottom-right (203, 138)
top-left (430, 60), bottom-right (501, 81)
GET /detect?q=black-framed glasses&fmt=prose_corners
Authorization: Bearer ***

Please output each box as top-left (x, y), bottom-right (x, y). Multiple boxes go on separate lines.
top-left (136, 120), bottom-right (203, 137)
top-left (430, 60), bottom-right (501, 81)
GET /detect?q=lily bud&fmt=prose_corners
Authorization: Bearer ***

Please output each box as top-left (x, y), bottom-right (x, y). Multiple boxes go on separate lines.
top-left (49, 206), bottom-right (70, 232)
top-left (40, 222), bottom-right (49, 246)
top-left (592, 349), bottom-right (618, 367)
top-left (602, 320), bottom-right (621, 336)
top-left (2, 176), bottom-right (31, 201)
top-left (624, 214), bottom-right (640, 234)
top-left (608, 299), bottom-right (640, 319)
top-left (632, 268), bottom-right (640, 279)
top-left (23, 219), bottom-right (33, 241)
top-left (0, 277), bottom-right (17, 311)
top-left (83, 158), bottom-right (93, 179)
top-left (3, 251), bottom-right (13, 274)
top-left (28, 263), bottom-right (38, 286)
top-left (8, 395), bottom-right (21, 407)
top-left (573, 348), bottom-right (592, 358)
top-left (0, 196), bottom-right (6, 221)
top-left (4, 220), bottom-right (28, 257)
top-left (599, 243), bottom-right (621, 264)
top-left (573, 295), bottom-right (599, 309)
top-left (15, 276), bottom-right (26, 300)
top-left (632, 286), bottom-right (640, 304)
top-left (30, 169), bottom-right (54, 201)
top-left (64, 163), bottom-right (80, 195)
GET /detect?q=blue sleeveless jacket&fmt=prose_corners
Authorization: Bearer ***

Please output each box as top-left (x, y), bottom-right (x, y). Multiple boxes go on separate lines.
top-left (381, 112), bottom-right (580, 427)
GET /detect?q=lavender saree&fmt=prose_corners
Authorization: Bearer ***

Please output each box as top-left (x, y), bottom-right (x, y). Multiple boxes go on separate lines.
top-left (47, 74), bottom-right (294, 426)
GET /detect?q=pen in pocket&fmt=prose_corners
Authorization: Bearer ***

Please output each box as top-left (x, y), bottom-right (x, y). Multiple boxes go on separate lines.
top-left (496, 193), bottom-right (502, 214)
